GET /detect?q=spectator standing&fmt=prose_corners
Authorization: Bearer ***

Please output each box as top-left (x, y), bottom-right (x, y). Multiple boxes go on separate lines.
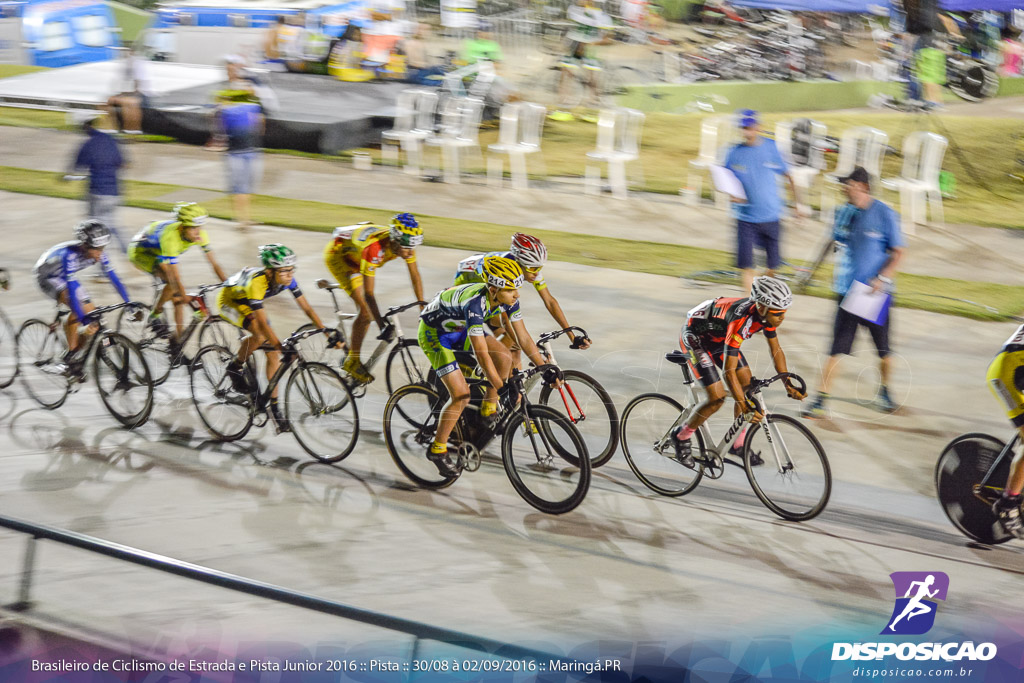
top-left (723, 109), bottom-right (804, 294)
top-left (66, 111), bottom-right (127, 253)
top-left (802, 166), bottom-right (906, 418)
top-left (214, 80), bottom-right (264, 230)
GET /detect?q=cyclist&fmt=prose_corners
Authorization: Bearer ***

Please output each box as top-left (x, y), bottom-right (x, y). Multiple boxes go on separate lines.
top-left (454, 233), bottom-right (591, 353)
top-left (988, 322), bottom-right (1024, 537)
top-left (128, 203), bottom-right (228, 351)
top-left (669, 276), bottom-right (805, 468)
top-left (218, 244), bottom-right (327, 432)
top-left (323, 213), bottom-right (425, 384)
top-left (418, 256), bottom-right (549, 477)
top-left (32, 220), bottom-right (134, 379)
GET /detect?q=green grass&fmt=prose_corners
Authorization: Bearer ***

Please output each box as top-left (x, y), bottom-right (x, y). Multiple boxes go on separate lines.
top-left (0, 65), bottom-right (48, 79)
top-left (2, 164), bottom-right (1021, 321)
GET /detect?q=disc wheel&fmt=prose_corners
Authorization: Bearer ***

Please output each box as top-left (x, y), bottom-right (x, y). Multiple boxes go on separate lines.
top-left (935, 432), bottom-right (1013, 545)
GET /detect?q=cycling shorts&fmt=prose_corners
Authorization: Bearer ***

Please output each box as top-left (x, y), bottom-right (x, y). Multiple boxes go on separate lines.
top-left (680, 329), bottom-right (748, 388)
top-left (217, 289), bottom-right (254, 329)
top-left (127, 242), bottom-right (162, 275)
top-left (987, 350), bottom-right (1024, 428)
top-left (419, 320), bottom-right (482, 378)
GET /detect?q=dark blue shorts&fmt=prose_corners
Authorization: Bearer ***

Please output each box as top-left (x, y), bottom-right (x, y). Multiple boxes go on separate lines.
top-left (736, 219), bottom-right (781, 270)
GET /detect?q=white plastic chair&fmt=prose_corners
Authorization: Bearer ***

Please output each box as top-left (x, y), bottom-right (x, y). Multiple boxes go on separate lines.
top-left (425, 96), bottom-right (484, 184)
top-left (881, 131), bottom-right (947, 234)
top-left (685, 114), bottom-right (737, 208)
top-left (821, 126), bottom-right (889, 225)
top-left (776, 119), bottom-right (827, 207)
top-left (381, 89), bottom-right (438, 175)
top-left (584, 108), bottom-right (645, 200)
top-left (487, 102), bottom-right (546, 190)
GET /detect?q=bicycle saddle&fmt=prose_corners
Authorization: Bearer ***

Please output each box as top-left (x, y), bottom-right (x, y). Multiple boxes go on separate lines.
top-left (665, 350), bottom-right (688, 365)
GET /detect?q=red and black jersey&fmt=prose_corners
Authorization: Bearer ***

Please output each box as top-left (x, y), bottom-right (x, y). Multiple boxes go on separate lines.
top-left (684, 297), bottom-right (777, 356)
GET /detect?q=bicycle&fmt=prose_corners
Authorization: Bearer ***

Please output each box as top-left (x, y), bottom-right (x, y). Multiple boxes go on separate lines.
top-left (526, 326), bottom-right (618, 468)
top-left (189, 326), bottom-right (359, 464)
top-left (0, 268), bottom-right (17, 389)
top-left (295, 278), bottom-right (428, 397)
top-left (936, 432), bottom-right (1017, 545)
top-left (383, 362), bottom-right (591, 515)
top-left (16, 301), bottom-right (154, 428)
top-left (115, 280), bottom-right (239, 385)
top-left (619, 350), bottom-right (831, 521)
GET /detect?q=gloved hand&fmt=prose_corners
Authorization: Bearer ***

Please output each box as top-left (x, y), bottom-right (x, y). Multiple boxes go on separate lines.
top-left (126, 303), bottom-right (146, 323)
top-left (377, 323), bottom-right (396, 342)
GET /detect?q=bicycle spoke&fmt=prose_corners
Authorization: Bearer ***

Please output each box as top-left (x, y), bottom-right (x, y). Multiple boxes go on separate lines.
top-left (744, 414), bottom-right (831, 521)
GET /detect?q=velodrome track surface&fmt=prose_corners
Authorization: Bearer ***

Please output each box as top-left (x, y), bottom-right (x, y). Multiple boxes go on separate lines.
top-left (0, 191), bottom-right (1021, 655)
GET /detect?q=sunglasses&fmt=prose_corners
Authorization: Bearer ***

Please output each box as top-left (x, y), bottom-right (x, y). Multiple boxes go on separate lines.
top-left (522, 266), bottom-right (542, 274)
top-left (275, 268), bottom-right (296, 275)
top-left (767, 309), bottom-right (787, 316)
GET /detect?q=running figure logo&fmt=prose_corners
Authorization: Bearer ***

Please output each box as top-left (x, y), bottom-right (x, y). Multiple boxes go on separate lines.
top-left (882, 572), bottom-right (950, 635)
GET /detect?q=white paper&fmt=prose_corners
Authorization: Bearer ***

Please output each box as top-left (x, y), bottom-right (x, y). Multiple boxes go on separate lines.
top-left (710, 165), bottom-right (746, 200)
top-left (840, 280), bottom-right (890, 324)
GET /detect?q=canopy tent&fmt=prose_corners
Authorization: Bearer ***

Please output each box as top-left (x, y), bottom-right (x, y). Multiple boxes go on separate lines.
top-left (729, 0), bottom-right (1024, 12)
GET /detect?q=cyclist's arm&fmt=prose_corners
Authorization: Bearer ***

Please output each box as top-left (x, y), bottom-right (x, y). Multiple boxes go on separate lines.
top-left (507, 317), bottom-right (547, 369)
top-left (359, 273), bottom-right (387, 329)
top-left (722, 352), bottom-right (748, 406)
top-left (250, 308), bottom-right (282, 349)
top-left (204, 250), bottom-right (228, 283)
top-left (101, 253), bottom-right (130, 303)
top-left (537, 287), bottom-right (589, 348)
top-left (294, 293), bottom-right (325, 329)
top-left (405, 260), bottom-right (426, 309)
top-left (765, 334), bottom-right (789, 374)
top-left (468, 332), bottom-right (504, 391)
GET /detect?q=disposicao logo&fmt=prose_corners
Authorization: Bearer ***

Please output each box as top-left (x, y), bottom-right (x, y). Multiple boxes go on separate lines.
top-left (831, 571), bottom-right (997, 662)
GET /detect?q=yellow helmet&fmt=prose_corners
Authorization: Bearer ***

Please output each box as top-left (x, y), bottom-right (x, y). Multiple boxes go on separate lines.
top-left (482, 255), bottom-right (524, 290)
top-left (173, 202), bottom-right (208, 227)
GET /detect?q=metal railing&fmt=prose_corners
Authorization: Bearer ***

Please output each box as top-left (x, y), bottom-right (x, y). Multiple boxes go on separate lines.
top-left (0, 514), bottom-right (566, 664)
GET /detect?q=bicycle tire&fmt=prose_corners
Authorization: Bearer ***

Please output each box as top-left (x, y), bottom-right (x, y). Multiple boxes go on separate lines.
top-left (92, 331), bottom-right (154, 428)
top-left (537, 369), bottom-right (619, 468)
top-left (115, 304), bottom-right (173, 386)
top-left (935, 432), bottom-right (1012, 545)
top-left (0, 307), bottom-right (18, 388)
top-left (620, 392), bottom-right (704, 497)
top-left (743, 414), bottom-right (831, 521)
top-left (502, 404), bottom-right (591, 514)
top-left (383, 382), bottom-right (461, 489)
top-left (284, 361), bottom-right (359, 463)
top-left (189, 344), bottom-right (256, 441)
top-left (198, 315), bottom-right (242, 353)
top-left (16, 319), bottom-right (70, 410)
top-left (385, 338), bottom-right (431, 395)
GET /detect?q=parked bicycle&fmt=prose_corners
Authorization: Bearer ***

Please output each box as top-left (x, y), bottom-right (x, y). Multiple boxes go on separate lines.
top-left (116, 280), bottom-right (238, 385)
top-left (936, 431), bottom-right (1018, 545)
top-left (383, 362), bottom-right (591, 515)
top-left (190, 327), bottom-right (359, 463)
top-left (619, 350), bottom-right (831, 521)
top-left (296, 279), bottom-right (428, 397)
top-left (16, 301), bottom-right (154, 428)
top-left (0, 268), bottom-right (17, 390)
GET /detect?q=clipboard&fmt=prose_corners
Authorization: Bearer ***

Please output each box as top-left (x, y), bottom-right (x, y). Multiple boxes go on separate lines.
top-left (710, 165), bottom-right (746, 201)
top-left (840, 280), bottom-right (892, 325)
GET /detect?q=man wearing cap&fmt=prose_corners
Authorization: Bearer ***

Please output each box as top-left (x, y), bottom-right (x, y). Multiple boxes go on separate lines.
top-left (723, 109), bottom-right (804, 294)
top-left (65, 111), bottom-right (127, 253)
top-left (803, 166), bottom-right (905, 418)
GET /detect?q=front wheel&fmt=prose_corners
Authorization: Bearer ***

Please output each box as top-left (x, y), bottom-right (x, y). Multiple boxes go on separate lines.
top-left (743, 414), bottom-right (831, 521)
top-left (92, 331), bottom-right (154, 428)
top-left (538, 370), bottom-right (619, 468)
top-left (189, 344), bottom-right (256, 441)
top-left (935, 432), bottom-right (1012, 545)
top-left (502, 404), bottom-right (591, 514)
top-left (620, 393), bottom-right (704, 497)
top-left (383, 382), bottom-right (460, 489)
top-left (385, 338), bottom-right (431, 395)
top-left (284, 361), bottom-right (359, 463)
top-left (0, 307), bottom-right (19, 388)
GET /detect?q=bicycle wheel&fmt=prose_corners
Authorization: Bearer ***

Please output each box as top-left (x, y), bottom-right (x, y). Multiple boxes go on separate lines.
top-left (92, 331), bottom-right (154, 428)
top-left (284, 361), bottom-right (359, 463)
top-left (115, 304), bottom-right (172, 386)
top-left (620, 393), bottom-right (704, 497)
top-left (198, 315), bottom-right (243, 354)
top-left (291, 322), bottom-right (343, 367)
top-left (743, 414), bottom-right (831, 521)
top-left (385, 338), bottom-right (431, 395)
top-left (16, 319), bottom-right (70, 410)
top-left (383, 382), bottom-right (460, 489)
top-left (538, 370), bottom-right (619, 468)
top-left (189, 344), bottom-right (255, 441)
top-left (502, 404), bottom-right (591, 514)
top-left (935, 433), bottom-right (1012, 545)
top-left (0, 307), bottom-right (18, 388)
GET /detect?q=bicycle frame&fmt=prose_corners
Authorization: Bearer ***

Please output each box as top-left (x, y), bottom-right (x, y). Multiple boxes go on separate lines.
top-left (143, 277), bottom-right (226, 346)
top-left (977, 434), bottom-right (1021, 496)
top-left (522, 327), bottom-right (590, 426)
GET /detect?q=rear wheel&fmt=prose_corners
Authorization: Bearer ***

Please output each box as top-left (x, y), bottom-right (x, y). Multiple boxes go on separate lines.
top-left (385, 338), bottom-right (432, 395)
top-left (620, 392), bottom-right (704, 496)
top-left (383, 382), bottom-right (460, 489)
top-left (116, 304), bottom-right (172, 386)
top-left (92, 331), bottom-right (154, 428)
top-left (537, 369), bottom-right (618, 468)
top-left (198, 315), bottom-right (243, 354)
top-left (0, 307), bottom-right (19, 388)
top-left (17, 319), bottom-right (70, 410)
top-left (935, 432), bottom-right (1013, 545)
top-left (284, 361), bottom-right (359, 463)
top-left (502, 404), bottom-right (591, 514)
top-left (189, 344), bottom-right (255, 441)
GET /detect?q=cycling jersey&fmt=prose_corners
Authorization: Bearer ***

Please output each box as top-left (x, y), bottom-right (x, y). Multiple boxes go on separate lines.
top-left (418, 283), bottom-right (523, 377)
top-left (683, 297), bottom-right (777, 356)
top-left (987, 324), bottom-right (1024, 427)
top-left (453, 251), bottom-right (547, 292)
top-left (324, 223), bottom-right (416, 295)
top-left (218, 266), bottom-right (301, 326)
top-left (129, 220), bottom-right (211, 273)
top-left (33, 241), bottom-right (129, 321)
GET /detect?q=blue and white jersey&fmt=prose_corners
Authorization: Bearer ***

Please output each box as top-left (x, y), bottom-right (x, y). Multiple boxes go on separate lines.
top-left (33, 241), bottom-right (114, 285)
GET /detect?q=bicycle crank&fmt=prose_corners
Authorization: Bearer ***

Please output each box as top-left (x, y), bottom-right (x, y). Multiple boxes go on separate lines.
top-left (456, 442), bottom-right (482, 472)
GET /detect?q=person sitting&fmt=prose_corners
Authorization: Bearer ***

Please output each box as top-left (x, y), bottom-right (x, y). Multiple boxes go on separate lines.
top-left (403, 23), bottom-right (446, 85)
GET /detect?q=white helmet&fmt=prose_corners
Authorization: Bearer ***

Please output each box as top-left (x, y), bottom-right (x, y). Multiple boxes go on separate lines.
top-left (750, 276), bottom-right (793, 310)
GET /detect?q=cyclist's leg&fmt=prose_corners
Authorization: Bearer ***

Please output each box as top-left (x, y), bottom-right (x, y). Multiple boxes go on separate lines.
top-left (481, 334), bottom-right (512, 405)
top-left (681, 331), bottom-right (728, 431)
top-left (987, 352), bottom-right (1024, 498)
top-left (56, 287), bottom-right (96, 355)
top-left (344, 277), bottom-right (372, 361)
top-left (418, 321), bottom-right (468, 448)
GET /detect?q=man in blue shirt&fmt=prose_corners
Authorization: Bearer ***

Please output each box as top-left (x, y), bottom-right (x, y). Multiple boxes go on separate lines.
top-left (67, 112), bottom-right (127, 253)
top-left (724, 109), bottom-right (804, 294)
top-left (803, 166), bottom-right (906, 418)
